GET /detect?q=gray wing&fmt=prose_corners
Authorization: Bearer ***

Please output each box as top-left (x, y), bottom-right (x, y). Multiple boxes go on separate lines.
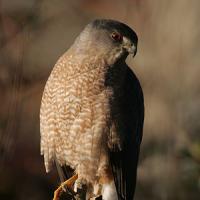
top-left (109, 65), bottom-right (144, 200)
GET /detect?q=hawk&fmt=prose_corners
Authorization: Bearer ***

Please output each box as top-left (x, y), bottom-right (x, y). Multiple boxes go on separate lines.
top-left (40, 19), bottom-right (144, 200)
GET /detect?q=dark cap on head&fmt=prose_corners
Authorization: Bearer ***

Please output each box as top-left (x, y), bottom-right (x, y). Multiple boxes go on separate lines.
top-left (91, 19), bottom-right (138, 45)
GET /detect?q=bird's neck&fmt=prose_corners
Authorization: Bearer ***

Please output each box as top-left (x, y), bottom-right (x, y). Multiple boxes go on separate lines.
top-left (60, 46), bottom-right (127, 89)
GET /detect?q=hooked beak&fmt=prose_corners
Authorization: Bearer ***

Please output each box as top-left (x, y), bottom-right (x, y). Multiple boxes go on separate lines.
top-left (123, 37), bottom-right (137, 57)
top-left (127, 44), bottom-right (137, 57)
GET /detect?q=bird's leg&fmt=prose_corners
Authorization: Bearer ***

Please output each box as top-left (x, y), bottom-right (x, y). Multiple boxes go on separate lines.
top-left (53, 174), bottom-right (78, 200)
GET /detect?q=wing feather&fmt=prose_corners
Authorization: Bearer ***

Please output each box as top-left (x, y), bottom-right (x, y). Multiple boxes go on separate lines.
top-left (109, 66), bottom-right (144, 200)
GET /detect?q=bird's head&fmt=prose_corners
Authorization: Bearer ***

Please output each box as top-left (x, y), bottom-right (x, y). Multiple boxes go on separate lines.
top-left (73, 19), bottom-right (138, 65)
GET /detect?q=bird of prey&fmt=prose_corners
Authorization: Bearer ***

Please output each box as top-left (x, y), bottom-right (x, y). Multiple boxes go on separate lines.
top-left (40, 19), bottom-right (144, 200)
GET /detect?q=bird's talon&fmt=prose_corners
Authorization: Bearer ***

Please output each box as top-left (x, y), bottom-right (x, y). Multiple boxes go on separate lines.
top-left (53, 174), bottom-right (78, 200)
top-left (61, 183), bottom-right (67, 192)
top-left (53, 186), bottom-right (62, 200)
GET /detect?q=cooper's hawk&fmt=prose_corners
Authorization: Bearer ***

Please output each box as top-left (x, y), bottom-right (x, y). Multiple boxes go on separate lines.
top-left (40, 19), bottom-right (144, 200)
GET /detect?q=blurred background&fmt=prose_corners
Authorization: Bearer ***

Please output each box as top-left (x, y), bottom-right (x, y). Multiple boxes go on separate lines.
top-left (0, 0), bottom-right (200, 199)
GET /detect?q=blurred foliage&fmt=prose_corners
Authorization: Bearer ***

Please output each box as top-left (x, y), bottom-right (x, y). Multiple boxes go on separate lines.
top-left (0, 0), bottom-right (200, 199)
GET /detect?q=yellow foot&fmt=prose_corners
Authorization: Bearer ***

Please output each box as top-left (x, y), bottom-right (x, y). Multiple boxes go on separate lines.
top-left (53, 174), bottom-right (78, 200)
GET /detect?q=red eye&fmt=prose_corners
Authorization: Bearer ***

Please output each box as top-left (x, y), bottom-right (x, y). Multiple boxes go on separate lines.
top-left (111, 32), bottom-right (123, 42)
